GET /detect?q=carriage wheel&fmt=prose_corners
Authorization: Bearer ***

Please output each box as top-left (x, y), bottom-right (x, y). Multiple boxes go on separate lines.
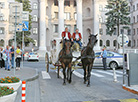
top-left (45, 52), bottom-right (49, 72)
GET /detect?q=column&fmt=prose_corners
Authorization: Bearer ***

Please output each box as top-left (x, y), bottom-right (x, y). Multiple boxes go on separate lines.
top-left (39, 0), bottom-right (46, 51)
top-left (93, 0), bottom-right (100, 51)
top-left (76, 0), bottom-right (83, 40)
top-left (58, 0), bottom-right (64, 38)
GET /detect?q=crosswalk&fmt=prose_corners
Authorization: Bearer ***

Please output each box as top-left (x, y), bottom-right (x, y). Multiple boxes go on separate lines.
top-left (41, 69), bottom-right (123, 80)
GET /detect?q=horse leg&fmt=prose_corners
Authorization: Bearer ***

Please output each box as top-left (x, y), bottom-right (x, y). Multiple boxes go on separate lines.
top-left (83, 64), bottom-right (87, 84)
top-left (87, 64), bottom-right (92, 87)
top-left (62, 63), bottom-right (66, 85)
top-left (67, 67), bottom-right (69, 82)
top-left (68, 63), bottom-right (72, 83)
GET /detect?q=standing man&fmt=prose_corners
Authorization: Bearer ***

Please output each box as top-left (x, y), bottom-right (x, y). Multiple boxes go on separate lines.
top-left (10, 46), bottom-right (14, 68)
top-left (72, 28), bottom-right (82, 48)
top-left (101, 46), bottom-right (107, 70)
top-left (3, 45), bottom-right (11, 71)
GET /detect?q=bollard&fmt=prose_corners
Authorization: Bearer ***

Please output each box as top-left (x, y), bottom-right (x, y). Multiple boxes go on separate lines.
top-left (22, 81), bottom-right (26, 102)
top-left (113, 68), bottom-right (118, 82)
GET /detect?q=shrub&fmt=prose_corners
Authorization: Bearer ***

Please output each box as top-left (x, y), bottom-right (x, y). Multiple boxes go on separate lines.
top-left (0, 76), bottom-right (20, 83)
top-left (0, 86), bottom-right (14, 97)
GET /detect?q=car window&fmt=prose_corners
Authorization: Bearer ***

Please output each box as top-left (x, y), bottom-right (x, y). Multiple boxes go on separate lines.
top-left (107, 52), bottom-right (114, 57)
top-left (95, 52), bottom-right (101, 57)
top-left (29, 53), bottom-right (34, 55)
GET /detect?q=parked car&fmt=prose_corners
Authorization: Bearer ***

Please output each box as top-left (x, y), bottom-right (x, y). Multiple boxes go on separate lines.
top-left (94, 51), bottom-right (123, 69)
top-left (27, 52), bottom-right (39, 61)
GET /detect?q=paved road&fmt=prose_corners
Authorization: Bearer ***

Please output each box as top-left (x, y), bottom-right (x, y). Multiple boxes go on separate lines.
top-left (23, 61), bottom-right (138, 102)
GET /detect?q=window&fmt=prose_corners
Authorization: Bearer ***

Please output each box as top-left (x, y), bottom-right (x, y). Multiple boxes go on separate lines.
top-left (120, 29), bottom-right (124, 34)
top-left (53, 24), bottom-right (58, 33)
top-left (99, 28), bottom-right (103, 35)
top-left (74, 12), bottom-right (77, 20)
top-left (74, 0), bottom-right (76, 6)
top-left (106, 40), bottom-right (110, 47)
top-left (133, 5), bottom-right (135, 11)
top-left (137, 4), bottom-right (138, 10)
top-left (133, 29), bottom-right (135, 35)
top-left (128, 40), bottom-right (131, 47)
top-left (137, 15), bottom-right (138, 22)
top-left (64, 0), bottom-right (70, 6)
top-left (0, 27), bottom-right (4, 34)
top-left (74, 25), bottom-right (77, 32)
top-left (137, 39), bottom-right (138, 47)
top-left (128, 29), bottom-right (131, 35)
top-left (0, 14), bottom-right (4, 21)
top-left (0, 2), bottom-right (5, 9)
top-left (33, 28), bottom-right (38, 34)
top-left (99, 16), bottom-right (103, 23)
top-left (54, 12), bottom-right (58, 19)
top-left (64, 12), bottom-right (70, 20)
top-left (33, 15), bottom-right (37, 22)
top-left (133, 40), bottom-right (136, 47)
top-left (113, 28), bottom-right (117, 35)
top-left (0, 39), bottom-right (4, 47)
top-left (137, 28), bottom-right (138, 35)
top-left (113, 40), bottom-right (117, 47)
top-left (33, 3), bottom-right (38, 10)
top-left (65, 25), bottom-right (71, 32)
top-left (33, 40), bottom-right (37, 47)
top-left (107, 52), bottom-right (114, 57)
top-left (95, 52), bottom-right (102, 57)
top-left (100, 40), bottom-right (103, 46)
top-left (54, 0), bottom-right (58, 6)
top-left (128, 6), bottom-right (130, 12)
top-left (128, 17), bottom-right (131, 23)
top-left (133, 16), bottom-right (135, 23)
top-left (8, 39), bottom-right (13, 46)
top-left (99, 5), bottom-right (103, 11)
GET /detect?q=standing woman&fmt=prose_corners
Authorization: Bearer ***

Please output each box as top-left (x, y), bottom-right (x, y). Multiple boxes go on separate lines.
top-left (16, 46), bottom-right (22, 70)
top-left (0, 48), bottom-right (3, 68)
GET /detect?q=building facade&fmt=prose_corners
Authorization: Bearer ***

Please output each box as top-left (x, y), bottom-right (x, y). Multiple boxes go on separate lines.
top-left (0, 0), bottom-right (138, 52)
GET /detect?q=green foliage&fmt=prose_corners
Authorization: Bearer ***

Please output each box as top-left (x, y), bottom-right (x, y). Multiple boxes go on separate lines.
top-left (0, 76), bottom-right (20, 83)
top-left (0, 86), bottom-right (14, 97)
top-left (15, 0), bottom-right (34, 47)
top-left (105, 0), bottom-right (130, 36)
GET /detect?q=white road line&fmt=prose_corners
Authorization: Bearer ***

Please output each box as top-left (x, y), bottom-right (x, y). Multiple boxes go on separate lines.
top-left (91, 72), bottom-right (105, 78)
top-left (96, 70), bottom-right (122, 77)
top-left (73, 71), bottom-right (84, 78)
top-left (41, 71), bottom-right (51, 79)
top-left (115, 70), bottom-right (123, 74)
top-left (56, 71), bottom-right (64, 79)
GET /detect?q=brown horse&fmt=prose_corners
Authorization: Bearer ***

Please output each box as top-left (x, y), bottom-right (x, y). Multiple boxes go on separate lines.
top-left (58, 40), bottom-right (73, 85)
top-left (81, 34), bottom-right (98, 87)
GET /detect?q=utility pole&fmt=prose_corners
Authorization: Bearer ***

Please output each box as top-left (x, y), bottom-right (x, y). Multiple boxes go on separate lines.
top-left (14, 6), bottom-right (17, 76)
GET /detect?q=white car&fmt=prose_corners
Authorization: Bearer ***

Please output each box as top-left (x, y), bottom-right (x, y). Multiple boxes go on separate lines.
top-left (94, 51), bottom-right (123, 69)
top-left (27, 52), bottom-right (39, 61)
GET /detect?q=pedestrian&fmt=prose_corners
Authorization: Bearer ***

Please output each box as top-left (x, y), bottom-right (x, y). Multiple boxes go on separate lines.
top-left (101, 46), bottom-right (107, 70)
top-left (10, 46), bottom-right (14, 68)
top-left (3, 45), bottom-right (11, 71)
top-left (0, 48), bottom-right (3, 68)
top-left (16, 46), bottom-right (22, 70)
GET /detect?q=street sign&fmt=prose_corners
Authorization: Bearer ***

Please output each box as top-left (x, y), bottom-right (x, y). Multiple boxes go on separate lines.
top-left (16, 23), bottom-right (22, 32)
top-left (22, 21), bottom-right (29, 31)
top-left (22, 11), bottom-right (29, 21)
top-left (117, 34), bottom-right (129, 46)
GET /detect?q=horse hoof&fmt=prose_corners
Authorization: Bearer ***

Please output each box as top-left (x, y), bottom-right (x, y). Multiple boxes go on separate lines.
top-left (63, 83), bottom-right (66, 85)
top-left (69, 80), bottom-right (72, 83)
top-left (87, 84), bottom-right (90, 87)
top-left (84, 81), bottom-right (86, 84)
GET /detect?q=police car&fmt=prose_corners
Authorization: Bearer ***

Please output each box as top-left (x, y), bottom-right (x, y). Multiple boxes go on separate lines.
top-left (94, 51), bottom-right (123, 69)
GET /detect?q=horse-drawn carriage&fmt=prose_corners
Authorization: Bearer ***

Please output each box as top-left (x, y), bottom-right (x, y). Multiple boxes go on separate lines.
top-left (45, 34), bottom-right (98, 86)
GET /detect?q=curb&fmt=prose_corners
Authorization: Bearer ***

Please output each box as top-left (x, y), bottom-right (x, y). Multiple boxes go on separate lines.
top-left (122, 85), bottom-right (138, 95)
top-left (22, 68), bottom-right (39, 82)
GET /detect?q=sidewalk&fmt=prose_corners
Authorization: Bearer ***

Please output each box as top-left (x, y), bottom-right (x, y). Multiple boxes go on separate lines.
top-left (0, 67), bottom-right (39, 81)
top-left (123, 85), bottom-right (138, 95)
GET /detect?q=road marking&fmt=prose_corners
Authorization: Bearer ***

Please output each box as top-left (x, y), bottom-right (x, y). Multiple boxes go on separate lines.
top-left (96, 70), bottom-right (122, 77)
top-left (41, 71), bottom-right (51, 79)
top-left (109, 70), bottom-right (123, 75)
top-left (91, 72), bottom-right (105, 78)
top-left (73, 71), bottom-right (84, 78)
top-left (56, 71), bottom-right (64, 79)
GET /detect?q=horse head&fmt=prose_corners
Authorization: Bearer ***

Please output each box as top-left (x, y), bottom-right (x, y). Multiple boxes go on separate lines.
top-left (88, 34), bottom-right (98, 47)
top-left (64, 40), bottom-right (72, 55)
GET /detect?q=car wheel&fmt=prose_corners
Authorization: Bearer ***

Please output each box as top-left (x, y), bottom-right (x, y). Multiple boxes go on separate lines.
top-left (109, 61), bottom-right (118, 69)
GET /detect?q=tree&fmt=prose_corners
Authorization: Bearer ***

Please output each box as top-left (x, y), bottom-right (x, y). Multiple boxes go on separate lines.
top-left (15, 0), bottom-right (34, 48)
top-left (105, 0), bottom-right (130, 37)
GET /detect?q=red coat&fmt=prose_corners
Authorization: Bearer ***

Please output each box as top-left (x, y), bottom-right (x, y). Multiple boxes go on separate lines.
top-left (72, 33), bottom-right (82, 40)
top-left (62, 31), bottom-right (71, 39)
